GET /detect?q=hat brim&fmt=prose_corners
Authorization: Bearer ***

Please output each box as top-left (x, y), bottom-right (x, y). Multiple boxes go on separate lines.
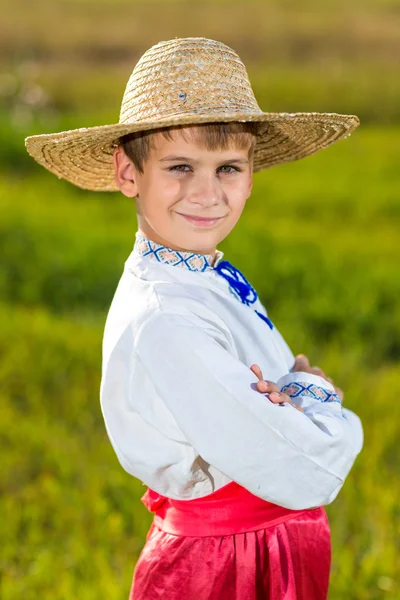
top-left (24, 111), bottom-right (360, 192)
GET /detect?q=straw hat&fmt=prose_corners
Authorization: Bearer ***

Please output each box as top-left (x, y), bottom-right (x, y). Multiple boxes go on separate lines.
top-left (25, 37), bottom-right (360, 192)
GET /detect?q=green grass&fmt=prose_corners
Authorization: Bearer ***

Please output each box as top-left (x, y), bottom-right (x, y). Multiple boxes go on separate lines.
top-left (0, 306), bottom-right (153, 600)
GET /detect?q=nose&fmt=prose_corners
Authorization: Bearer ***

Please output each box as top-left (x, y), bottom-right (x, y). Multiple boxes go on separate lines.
top-left (187, 171), bottom-right (223, 207)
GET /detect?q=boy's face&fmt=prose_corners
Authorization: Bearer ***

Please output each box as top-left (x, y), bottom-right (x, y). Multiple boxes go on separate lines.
top-left (113, 126), bottom-right (254, 258)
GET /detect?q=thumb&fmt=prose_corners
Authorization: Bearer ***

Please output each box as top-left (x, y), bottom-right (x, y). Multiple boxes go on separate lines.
top-left (293, 354), bottom-right (311, 372)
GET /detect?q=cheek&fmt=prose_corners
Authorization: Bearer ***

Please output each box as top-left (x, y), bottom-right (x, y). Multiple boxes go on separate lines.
top-left (143, 177), bottom-right (182, 221)
top-left (226, 179), bottom-right (250, 208)
top-left (141, 174), bottom-right (179, 209)
top-left (149, 171), bottom-right (183, 197)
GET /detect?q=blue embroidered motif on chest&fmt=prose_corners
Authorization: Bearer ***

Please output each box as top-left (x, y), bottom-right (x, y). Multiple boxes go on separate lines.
top-left (214, 260), bottom-right (274, 330)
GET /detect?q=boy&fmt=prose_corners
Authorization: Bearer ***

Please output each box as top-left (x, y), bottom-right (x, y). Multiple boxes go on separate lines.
top-left (25, 37), bottom-right (363, 600)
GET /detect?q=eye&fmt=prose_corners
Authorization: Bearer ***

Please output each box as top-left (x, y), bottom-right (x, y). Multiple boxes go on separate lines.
top-left (169, 164), bottom-right (191, 172)
top-left (219, 165), bottom-right (240, 174)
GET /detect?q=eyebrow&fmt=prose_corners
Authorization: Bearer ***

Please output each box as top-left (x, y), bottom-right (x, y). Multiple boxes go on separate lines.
top-left (158, 155), bottom-right (249, 165)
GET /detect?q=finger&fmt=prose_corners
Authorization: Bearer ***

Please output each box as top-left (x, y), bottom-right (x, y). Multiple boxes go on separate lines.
top-left (268, 391), bottom-right (292, 404)
top-left (310, 365), bottom-right (336, 387)
top-left (311, 367), bottom-right (338, 387)
top-left (256, 380), bottom-right (280, 394)
top-left (311, 366), bottom-right (329, 380)
top-left (269, 392), bottom-right (304, 413)
top-left (335, 386), bottom-right (344, 402)
top-left (293, 354), bottom-right (311, 372)
top-left (250, 364), bottom-right (263, 381)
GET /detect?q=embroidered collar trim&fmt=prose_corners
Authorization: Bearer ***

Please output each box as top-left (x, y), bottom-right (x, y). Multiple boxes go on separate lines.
top-left (133, 232), bottom-right (224, 272)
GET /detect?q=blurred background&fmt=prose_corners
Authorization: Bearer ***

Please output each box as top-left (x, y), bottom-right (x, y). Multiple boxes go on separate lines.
top-left (1, 0), bottom-right (399, 598)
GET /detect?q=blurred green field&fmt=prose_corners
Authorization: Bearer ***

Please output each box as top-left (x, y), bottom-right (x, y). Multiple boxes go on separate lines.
top-left (1, 1), bottom-right (400, 599)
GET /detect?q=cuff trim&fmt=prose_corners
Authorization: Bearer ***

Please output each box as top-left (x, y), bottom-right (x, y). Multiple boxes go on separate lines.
top-left (281, 381), bottom-right (342, 405)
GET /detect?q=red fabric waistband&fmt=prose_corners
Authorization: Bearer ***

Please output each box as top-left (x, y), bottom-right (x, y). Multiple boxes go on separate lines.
top-left (141, 481), bottom-right (315, 537)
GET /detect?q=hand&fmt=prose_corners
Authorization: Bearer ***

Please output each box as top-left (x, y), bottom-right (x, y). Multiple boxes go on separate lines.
top-left (293, 354), bottom-right (344, 402)
top-left (250, 364), bottom-right (304, 412)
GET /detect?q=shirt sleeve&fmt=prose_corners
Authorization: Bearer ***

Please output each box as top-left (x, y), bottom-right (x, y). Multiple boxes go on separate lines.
top-left (134, 309), bottom-right (363, 510)
top-left (277, 371), bottom-right (364, 465)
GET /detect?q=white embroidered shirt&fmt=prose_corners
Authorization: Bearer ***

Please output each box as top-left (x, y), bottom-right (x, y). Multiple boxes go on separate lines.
top-left (100, 232), bottom-right (363, 510)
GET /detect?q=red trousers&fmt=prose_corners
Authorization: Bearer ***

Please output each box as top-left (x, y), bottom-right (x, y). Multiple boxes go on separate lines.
top-left (129, 481), bottom-right (331, 599)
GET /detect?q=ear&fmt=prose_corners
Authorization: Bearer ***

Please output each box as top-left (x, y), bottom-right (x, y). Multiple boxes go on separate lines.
top-left (113, 146), bottom-right (139, 197)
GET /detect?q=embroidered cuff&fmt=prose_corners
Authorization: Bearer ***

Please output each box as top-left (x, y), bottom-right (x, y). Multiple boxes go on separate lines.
top-left (276, 371), bottom-right (342, 406)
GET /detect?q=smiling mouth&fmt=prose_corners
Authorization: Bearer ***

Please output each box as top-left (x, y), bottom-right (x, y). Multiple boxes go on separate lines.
top-left (176, 212), bottom-right (225, 227)
top-left (177, 213), bottom-right (224, 221)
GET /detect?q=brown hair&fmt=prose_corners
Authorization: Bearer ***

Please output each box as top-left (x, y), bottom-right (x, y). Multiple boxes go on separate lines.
top-left (119, 121), bottom-right (261, 174)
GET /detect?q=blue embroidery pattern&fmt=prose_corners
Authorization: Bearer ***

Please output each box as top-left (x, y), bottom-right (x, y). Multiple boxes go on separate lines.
top-left (214, 260), bottom-right (274, 330)
top-left (134, 233), bottom-right (220, 272)
top-left (214, 260), bottom-right (258, 305)
top-left (133, 233), bottom-right (273, 329)
top-left (281, 381), bottom-right (342, 405)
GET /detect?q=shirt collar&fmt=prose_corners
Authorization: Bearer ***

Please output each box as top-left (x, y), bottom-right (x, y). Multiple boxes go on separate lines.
top-left (132, 232), bottom-right (225, 272)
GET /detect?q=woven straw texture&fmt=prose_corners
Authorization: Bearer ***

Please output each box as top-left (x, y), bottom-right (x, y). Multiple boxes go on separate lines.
top-left (25, 37), bottom-right (360, 192)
